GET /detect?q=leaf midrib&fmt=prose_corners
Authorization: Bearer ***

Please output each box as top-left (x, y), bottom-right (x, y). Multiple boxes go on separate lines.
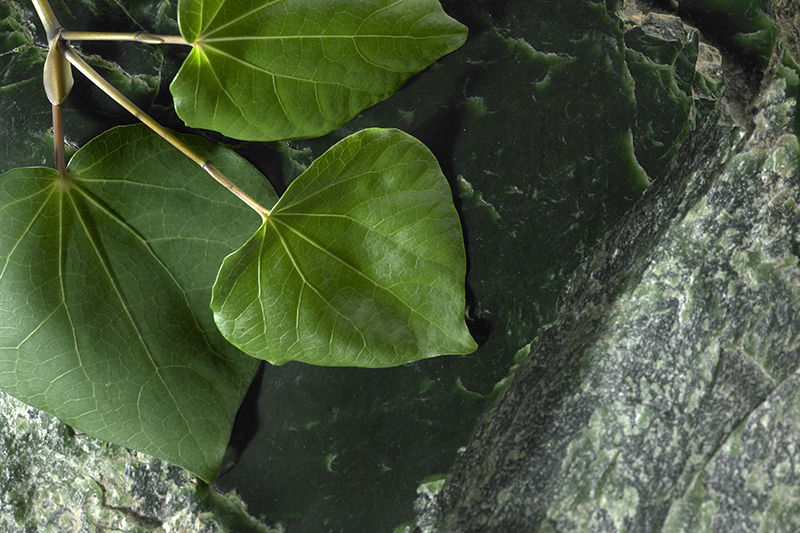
top-left (200, 33), bottom-right (458, 42)
top-left (275, 211), bottom-right (460, 278)
top-left (57, 189), bottom-right (94, 411)
top-left (200, 44), bottom-right (387, 88)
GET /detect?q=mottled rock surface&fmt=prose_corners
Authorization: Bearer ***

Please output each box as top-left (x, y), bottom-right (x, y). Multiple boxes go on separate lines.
top-left (3, 1), bottom-right (798, 531)
top-left (416, 6), bottom-right (800, 533)
top-left (0, 390), bottom-right (276, 532)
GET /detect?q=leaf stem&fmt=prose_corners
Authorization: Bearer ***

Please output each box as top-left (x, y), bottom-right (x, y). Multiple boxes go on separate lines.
top-left (32, 0), bottom-right (69, 175)
top-left (59, 30), bottom-right (192, 46)
top-left (59, 42), bottom-right (270, 221)
top-left (31, 0), bottom-right (61, 40)
top-left (52, 103), bottom-right (66, 175)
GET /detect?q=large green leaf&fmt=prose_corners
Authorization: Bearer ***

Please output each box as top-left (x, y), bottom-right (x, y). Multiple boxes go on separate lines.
top-left (211, 128), bottom-right (476, 367)
top-left (0, 125), bottom-right (276, 482)
top-left (171, 0), bottom-right (467, 141)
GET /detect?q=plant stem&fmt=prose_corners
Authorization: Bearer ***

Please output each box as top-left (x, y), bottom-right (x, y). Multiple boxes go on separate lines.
top-left (32, 0), bottom-right (68, 175)
top-left (59, 30), bottom-right (191, 46)
top-left (31, 0), bottom-right (61, 40)
top-left (59, 42), bottom-right (270, 222)
top-left (52, 104), bottom-right (66, 175)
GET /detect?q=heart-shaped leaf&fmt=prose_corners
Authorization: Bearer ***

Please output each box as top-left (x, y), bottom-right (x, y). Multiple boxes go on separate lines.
top-left (0, 125), bottom-right (276, 482)
top-left (171, 0), bottom-right (467, 141)
top-left (211, 128), bottom-right (476, 367)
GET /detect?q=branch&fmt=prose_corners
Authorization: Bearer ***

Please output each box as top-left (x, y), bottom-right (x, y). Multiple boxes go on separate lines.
top-left (59, 30), bottom-right (191, 46)
top-left (59, 42), bottom-right (270, 222)
top-left (31, 0), bottom-right (61, 40)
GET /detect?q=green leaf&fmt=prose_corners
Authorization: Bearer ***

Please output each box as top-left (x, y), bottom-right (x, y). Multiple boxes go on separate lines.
top-left (211, 128), bottom-right (477, 367)
top-left (0, 124), bottom-right (277, 482)
top-left (171, 0), bottom-right (467, 141)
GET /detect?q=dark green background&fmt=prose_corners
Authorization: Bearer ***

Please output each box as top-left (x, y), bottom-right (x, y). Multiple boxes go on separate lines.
top-left (0, 0), bottom-right (740, 530)
top-left (215, 0), bottom-right (721, 530)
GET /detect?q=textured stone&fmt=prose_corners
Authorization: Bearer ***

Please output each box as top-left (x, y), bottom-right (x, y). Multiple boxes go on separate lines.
top-left (214, 1), bottom-right (725, 529)
top-left (417, 18), bottom-right (800, 533)
top-left (0, 390), bottom-right (277, 533)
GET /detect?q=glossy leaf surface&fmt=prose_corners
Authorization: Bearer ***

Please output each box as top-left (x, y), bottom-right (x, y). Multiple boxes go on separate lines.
top-left (0, 125), bottom-right (276, 482)
top-left (171, 0), bottom-right (467, 141)
top-left (212, 128), bottom-right (476, 367)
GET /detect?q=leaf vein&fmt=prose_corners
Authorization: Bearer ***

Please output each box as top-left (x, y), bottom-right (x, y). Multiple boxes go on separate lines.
top-left (271, 216), bottom-right (458, 342)
top-left (270, 220), bottom-right (367, 356)
top-left (202, 45), bottom-right (368, 91)
top-left (0, 184), bottom-right (56, 282)
top-left (200, 0), bottom-right (289, 39)
top-left (68, 188), bottom-right (195, 437)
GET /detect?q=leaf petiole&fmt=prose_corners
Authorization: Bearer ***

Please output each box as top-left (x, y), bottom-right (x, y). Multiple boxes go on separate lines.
top-left (59, 30), bottom-right (191, 46)
top-left (42, 29), bottom-right (72, 176)
top-left (31, 0), bottom-right (61, 40)
top-left (59, 41), bottom-right (270, 221)
top-left (52, 104), bottom-right (65, 174)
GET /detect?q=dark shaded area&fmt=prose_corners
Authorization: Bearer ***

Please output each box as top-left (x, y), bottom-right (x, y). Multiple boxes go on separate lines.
top-left (0, 0), bottom-right (744, 530)
top-left (217, 360), bottom-right (496, 532)
top-left (221, 363), bottom-right (266, 477)
top-left (215, 0), bottom-right (723, 530)
top-left (651, 0), bottom-right (775, 63)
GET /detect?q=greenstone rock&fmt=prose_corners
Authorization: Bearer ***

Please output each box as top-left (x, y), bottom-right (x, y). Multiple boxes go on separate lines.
top-left (0, 390), bottom-right (276, 533)
top-left (418, 24), bottom-right (800, 533)
top-left (2, 0), bottom-right (791, 530)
